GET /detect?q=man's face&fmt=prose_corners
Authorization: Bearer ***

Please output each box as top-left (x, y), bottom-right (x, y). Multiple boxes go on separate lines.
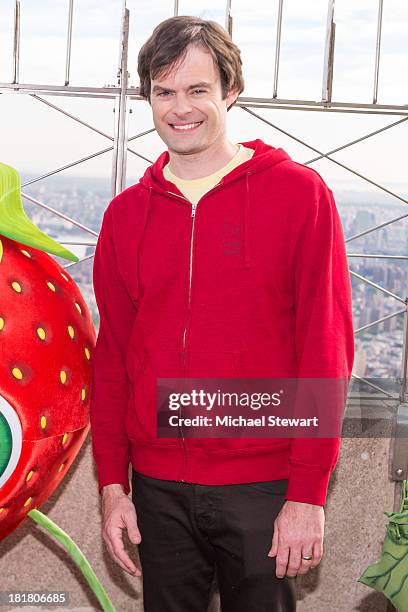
top-left (150, 45), bottom-right (238, 156)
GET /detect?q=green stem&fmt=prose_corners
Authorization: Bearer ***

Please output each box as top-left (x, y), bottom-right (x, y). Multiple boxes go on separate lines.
top-left (28, 509), bottom-right (115, 612)
top-left (0, 162), bottom-right (78, 262)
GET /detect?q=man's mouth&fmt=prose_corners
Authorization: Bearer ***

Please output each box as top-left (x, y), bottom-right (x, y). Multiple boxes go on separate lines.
top-left (169, 121), bottom-right (203, 131)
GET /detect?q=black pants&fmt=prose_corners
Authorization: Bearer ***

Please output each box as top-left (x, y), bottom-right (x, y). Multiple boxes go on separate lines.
top-left (131, 470), bottom-right (296, 612)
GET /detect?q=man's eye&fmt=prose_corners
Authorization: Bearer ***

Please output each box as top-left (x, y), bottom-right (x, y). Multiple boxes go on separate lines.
top-left (192, 89), bottom-right (205, 95)
top-left (158, 91), bottom-right (171, 97)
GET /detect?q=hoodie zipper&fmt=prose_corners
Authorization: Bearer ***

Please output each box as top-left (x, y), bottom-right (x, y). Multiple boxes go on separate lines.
top-left (182, 201), bottom-right (197, 355)
top-left (167, 185), bottom-right (222, 482)
top-left (179, 203), bottom-right (196, 483)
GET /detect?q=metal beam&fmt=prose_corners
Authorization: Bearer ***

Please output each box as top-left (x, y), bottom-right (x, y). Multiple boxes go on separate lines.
top-left (21, 145), bottom-right (115, 187)
top-left (63, 253), bottom-right (95, 269)
top-left (31, 94), bottom-right (153, 159)
top-left (350, 374), bottom-right (398, 400)
top-left (225, 0), bottom-right (233, 36)
top-left (391, 404), bottom-right (408, 481)
top-left (21, 192), bottom-right (98, 237)
top-left (19, 128), bottom-right (154, 189)
top-left (20, 141), bottom-right (151, 189)
top-left (238, 103), bottom-right (408, 117)
top-left (31, 94), bottom-right (116, 141)
top-left (237, 97), bottom-right (408, 115)
top-left (12, 1), bottom-right (21, 84)
top-left (354, 309), bottom-right (406, 335)
top-left (273, 0), bottom-right (284, 98)
top-left (305, 117), bottom-right (408, 165)
top-left (3, 82), bottom-right (408, 115)
top-left (111, 5), bottom-right (130, 197)
top-left (65, 0), bottom-right (74, 86)
top-left (373, 0), bottom-right (384, 104)
top-left (347, 254), bottom-right (408, 260)
top-left (0, 83), bottom-right (121, 96)
top-left (349, 269), bottom-right (406, 303)
top-left (322, 0), bottom-right (336, 102)
top-left (400, 305), bottom-right (408, 403)
top-left (346, 210), bottom-right (408, 244)
top-left (60, 241), bottom-right (97, 246)
top-left (392, 302), bottom-right (408, 497)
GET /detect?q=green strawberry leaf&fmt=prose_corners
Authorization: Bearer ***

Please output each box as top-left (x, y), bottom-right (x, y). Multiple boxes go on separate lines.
top-left (0, 162), bottom-right (78, 262)
top-left (358, 480), bottom-right (408, 612)
top-left (358, 544), bottom-right (408, 612)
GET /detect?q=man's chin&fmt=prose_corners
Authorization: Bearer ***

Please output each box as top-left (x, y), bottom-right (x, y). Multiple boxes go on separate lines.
top-left (167, 141), bottom-right (208, 156)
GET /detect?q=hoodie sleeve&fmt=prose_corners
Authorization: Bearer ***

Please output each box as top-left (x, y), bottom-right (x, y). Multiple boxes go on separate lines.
top-left (90, 204), bottom-right (137, 495)
top-left (285, 177), bottom-right (354, 506)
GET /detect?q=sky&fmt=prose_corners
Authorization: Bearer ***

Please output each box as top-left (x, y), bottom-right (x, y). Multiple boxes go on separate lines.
top-left (0, 0), bottom-right (407, 194)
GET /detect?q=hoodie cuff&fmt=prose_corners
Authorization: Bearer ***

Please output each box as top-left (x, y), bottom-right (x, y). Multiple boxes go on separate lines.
top-left (97, 465), bottom-right (130, 496)
top-left (285, 462), bottom-right (332, 506)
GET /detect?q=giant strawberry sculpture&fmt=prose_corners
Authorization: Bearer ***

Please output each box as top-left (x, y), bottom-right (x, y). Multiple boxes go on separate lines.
top-left (0, 163), bottom-right (114, 611)
top-left (0, 161), bottom-right (95, 539)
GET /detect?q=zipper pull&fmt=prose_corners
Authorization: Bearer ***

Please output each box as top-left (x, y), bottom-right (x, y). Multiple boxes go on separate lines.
top-left (191, 204), bottom-right (197, 218)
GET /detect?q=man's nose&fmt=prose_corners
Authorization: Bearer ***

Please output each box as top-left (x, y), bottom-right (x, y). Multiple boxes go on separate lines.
top-left (172, 93), bottom-right (193, 116)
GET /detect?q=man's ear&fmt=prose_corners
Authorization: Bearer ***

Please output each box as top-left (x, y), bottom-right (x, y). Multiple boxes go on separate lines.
top-left (226, 87), bottom-right (240, 111)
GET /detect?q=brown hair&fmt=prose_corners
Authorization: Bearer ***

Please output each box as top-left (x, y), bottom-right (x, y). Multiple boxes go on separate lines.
top-left (137, 16), bottom-right (244, 106)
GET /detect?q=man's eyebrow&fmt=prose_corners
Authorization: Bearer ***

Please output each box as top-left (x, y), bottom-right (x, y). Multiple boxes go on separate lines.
top-left (151, 82), bottom-right (213, 93)
top-left (152, 85), bottom-right (173, 93)
top-left (187, 82), bottom-right (212, 89)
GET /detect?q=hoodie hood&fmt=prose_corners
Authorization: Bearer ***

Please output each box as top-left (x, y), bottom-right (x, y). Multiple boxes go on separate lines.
top-left (138, 139), bottom-right (292, 268)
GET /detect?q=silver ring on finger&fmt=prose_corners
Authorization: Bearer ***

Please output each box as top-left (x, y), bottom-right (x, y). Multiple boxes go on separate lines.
top-left (302, 555), bottom-right (313, 561)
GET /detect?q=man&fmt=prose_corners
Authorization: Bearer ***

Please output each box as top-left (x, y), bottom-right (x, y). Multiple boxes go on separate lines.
top-left (90, 16), bottom-right (354, 612)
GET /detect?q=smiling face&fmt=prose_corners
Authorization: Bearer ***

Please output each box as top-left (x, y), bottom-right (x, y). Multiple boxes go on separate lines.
top-left (150, 45), bottom-right (238, 158)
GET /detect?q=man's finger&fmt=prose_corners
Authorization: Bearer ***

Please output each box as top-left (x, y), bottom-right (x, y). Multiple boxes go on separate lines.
top-left (110, 526), bottom-right (141, 575)
top-left (286, 546), bottom-right (301, 578)
top-left (105, 539), bottom-right (139, 575)
top-left (275, 543), bottom-right (290, 579)
top-left (112, 538), bottom-right (139, 574)
top-left (112, 547), bottom-right (141, 576)
top-left (112, 545), bottom-right (141, 576)
top-left (124, 515), bottom-right (142, 545)
top-left (268, 523), bottom-right (279, 558)
top-left (310, 539), bottom-right (324, 569)
top-left (298, 550), bottom-right (314, 576)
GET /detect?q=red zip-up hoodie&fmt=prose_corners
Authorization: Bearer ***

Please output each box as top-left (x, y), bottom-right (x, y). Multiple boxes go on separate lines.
top-left (90, 139), bottom-right (354, 506)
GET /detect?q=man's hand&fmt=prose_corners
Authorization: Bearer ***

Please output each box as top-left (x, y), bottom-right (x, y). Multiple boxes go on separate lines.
top-left (268, 500), bottom-right (324, 578)
top-left (101, 484), bottom-right (142, 577)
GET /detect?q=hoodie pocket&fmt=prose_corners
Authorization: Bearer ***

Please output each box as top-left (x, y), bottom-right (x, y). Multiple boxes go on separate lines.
top-left (126, 344), bottom-right (184, 441)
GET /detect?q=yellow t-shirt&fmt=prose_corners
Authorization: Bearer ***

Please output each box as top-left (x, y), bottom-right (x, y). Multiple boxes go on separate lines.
top-left (163, 144), bottom-right (254, 205)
